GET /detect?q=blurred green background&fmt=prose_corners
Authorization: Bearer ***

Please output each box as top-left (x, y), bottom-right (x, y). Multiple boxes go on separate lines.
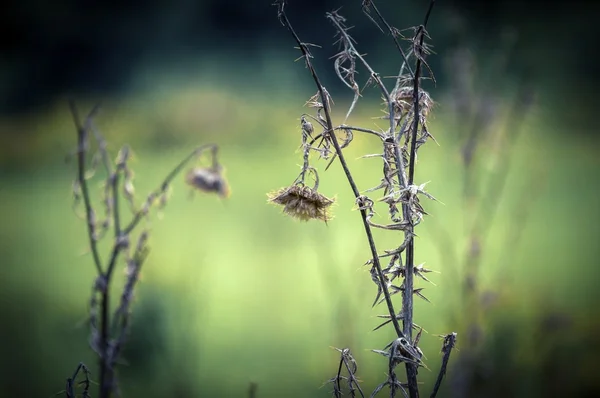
top-left (1, 0), bottom-right (599, 397)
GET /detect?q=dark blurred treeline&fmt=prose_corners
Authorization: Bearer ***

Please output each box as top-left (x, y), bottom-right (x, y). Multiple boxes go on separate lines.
top-left (1, 0), bottom-right (598, 132)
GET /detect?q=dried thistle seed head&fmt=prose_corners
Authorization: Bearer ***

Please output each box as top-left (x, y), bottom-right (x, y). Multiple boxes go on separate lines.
top-left (185, 167), bottom-right (230, 198)
top-left (392, 87), bottom-right (434, 117)
top-left (267, 184), bottom-right (335, 222)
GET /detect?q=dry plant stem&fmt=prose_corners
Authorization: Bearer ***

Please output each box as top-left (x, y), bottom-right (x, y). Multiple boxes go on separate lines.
top-left (275, 0), bottom-right (405, 340)
top-left (429, 333), bottom-right (457, 398)
top-left (329, 348), bottom-right (365, 398)
top-left (335, 355), bottom-right (344, 398)
top-left (71, 100), bottom-right (220, 398)
top-left (71, 102), bottom-right (103, 275)
top-left (65, 362), bottom-right (91, 398)
top-left (70, 102), bottom-right (114, 397)
top-left (100, 159), bottom-right (124, 397)
top-left (99, 179), bottom-right (125, 396)
top-left (401, 1), bottom-right (435, 395)
top-left (70, 101), bottom-right (118, 398)
top-left (330, 9), bottom-right (420, 393)
top-left (344, 364), bottom-right (366, 397)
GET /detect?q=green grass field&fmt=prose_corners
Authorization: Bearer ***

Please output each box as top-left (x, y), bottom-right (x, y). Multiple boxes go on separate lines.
top-left (2, 83), bottom-right (599, 397)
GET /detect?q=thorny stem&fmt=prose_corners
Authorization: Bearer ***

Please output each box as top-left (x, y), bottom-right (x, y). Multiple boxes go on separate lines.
top-left (326, 20), bottom-right (422, 395)
top-left (277, 3), bottom-right (455, 398)
top-left (327, 21), bottom-right (432, 381)
top-left (275, 0), bottom-right (405, 340)
top-left (330, 348), bottom-right (366, 398)
top-left (403, 1), bottom-right (436, 396)
top-left (343, 357), bottom-right (366, 398)
top-left (335, 353), bottom-right (344, 397)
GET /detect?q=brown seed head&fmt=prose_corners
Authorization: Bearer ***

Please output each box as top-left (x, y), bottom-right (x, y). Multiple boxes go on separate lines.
top-left (267, 184), bottom-right (335, 222)
top-left (393, 87), bottom-right (434, 118)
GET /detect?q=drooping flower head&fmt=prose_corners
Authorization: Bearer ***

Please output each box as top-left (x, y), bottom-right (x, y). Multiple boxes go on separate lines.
top-left (268, 184), bottom-right (334, 223)
top-left (186, 166), bottom-right (230, 199)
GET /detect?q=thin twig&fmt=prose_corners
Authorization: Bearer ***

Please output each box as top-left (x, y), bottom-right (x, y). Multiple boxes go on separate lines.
top-left (70, 101), bottom-right (103, 275)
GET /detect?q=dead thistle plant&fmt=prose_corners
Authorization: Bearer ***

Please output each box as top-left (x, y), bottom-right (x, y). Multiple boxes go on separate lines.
top-left (66, 101), bottom-right (228, 398)
top-left (270, 1), bottom-right (456, 397)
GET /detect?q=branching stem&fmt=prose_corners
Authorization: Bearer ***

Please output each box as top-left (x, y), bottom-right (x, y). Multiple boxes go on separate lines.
top-left (275, 0), bottom-right (405, 340)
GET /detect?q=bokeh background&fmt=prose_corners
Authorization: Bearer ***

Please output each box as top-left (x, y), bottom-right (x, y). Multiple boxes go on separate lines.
top-left (1, 0), bottom-right (599, 397)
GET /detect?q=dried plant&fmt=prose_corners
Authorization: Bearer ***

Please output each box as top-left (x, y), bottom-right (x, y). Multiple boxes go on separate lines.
top-left (271, 1), bottom-right (456, 397)
top-left (325, 347), bottom-right (365, 398)
top-left (67, 101), bottom-right (228, 398)
top-left (57, 363), bottom-right (92, 398)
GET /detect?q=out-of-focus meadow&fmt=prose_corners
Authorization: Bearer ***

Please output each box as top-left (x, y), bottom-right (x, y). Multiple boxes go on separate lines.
top-left (2, 1), bottom-right (600, 397)
top-left (2, 76), bottom-right (599, 397)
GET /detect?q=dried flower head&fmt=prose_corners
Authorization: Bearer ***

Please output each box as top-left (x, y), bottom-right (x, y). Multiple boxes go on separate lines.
top-left (267, 184), bottom-right (335, 222)
top-left (392, 86), bottom-right (434, 118)
top-left (185, 166), bottom-right (230, 198)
